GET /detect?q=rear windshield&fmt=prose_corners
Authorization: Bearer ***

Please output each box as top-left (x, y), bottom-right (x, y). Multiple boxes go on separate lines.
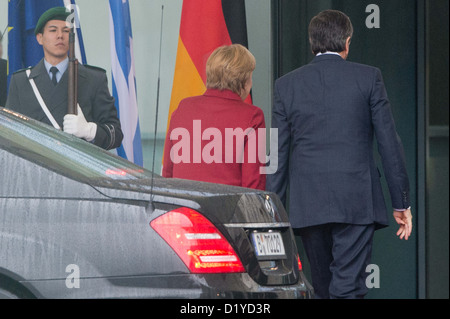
top-left (0, 108), bottom-right (155, 182)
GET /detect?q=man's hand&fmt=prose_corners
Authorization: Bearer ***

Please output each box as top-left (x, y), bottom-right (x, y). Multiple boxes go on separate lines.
top-left (393, 208), bottom-right (412, 240)
top-left (63, 104), bottom-right (97, 142)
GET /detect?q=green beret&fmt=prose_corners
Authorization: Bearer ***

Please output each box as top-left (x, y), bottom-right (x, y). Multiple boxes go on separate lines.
top-left (35, 7), bottom-right (71, 35)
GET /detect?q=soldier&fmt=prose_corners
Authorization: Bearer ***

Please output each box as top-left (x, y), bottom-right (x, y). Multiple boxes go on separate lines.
top-left (6, 7), bottom-right (123, 150)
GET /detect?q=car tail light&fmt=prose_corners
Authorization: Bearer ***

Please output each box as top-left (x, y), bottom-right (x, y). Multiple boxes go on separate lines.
top-left (150, 207), bottom-right (245, 274)
top-left (297, 254), bottom-right (303, 271)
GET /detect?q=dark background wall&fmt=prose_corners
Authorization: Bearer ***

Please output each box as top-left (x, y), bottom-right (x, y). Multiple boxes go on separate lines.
top-left (425, 0), bottom-right (449, 299)
top-left (273, 0), bottom-right (448, 299)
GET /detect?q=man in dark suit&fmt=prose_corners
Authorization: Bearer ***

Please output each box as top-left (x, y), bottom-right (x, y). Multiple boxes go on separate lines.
top-left (6, 7), bottom-right (122, 150)
top-left (267, 10), bottom-right (412, 298)
top-left (0, 35), bottom-right (7, 107)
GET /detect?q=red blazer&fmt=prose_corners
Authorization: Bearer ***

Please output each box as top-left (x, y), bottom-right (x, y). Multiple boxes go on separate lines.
top-left (162, 89), bottom-right (266, 190)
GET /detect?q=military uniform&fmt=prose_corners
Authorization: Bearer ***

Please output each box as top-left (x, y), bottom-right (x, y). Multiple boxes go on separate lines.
top-left (6, 59), bottom-right (123, 150)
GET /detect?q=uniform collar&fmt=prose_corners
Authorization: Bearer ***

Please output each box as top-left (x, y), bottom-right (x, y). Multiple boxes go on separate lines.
top-left (44, 57), bottom-right (69, 76)
top-left (29, 58), bottom-right (87, 79)
top-left (43, 57), bottom-right (69, 83)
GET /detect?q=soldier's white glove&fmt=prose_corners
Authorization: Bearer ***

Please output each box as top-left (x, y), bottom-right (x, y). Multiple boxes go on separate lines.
top-left (63, 104), bottom-right (97, 142)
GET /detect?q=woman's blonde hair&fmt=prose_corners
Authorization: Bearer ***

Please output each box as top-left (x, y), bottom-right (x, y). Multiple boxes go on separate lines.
top-left (206, 44), bottom-right (256, 95)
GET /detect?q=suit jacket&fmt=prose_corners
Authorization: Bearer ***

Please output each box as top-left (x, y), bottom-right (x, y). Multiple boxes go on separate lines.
top-left (267, 54), bottom-right (410, 229)
top-left (6, 59), bottom-right (123, 150)
top-left (162, 89), bottom-right (266, 190)
top-left (0, 59), bottom-right (7, 107)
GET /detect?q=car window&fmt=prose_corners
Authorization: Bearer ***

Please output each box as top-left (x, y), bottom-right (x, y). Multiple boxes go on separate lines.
top-left (0, 108), bottom-right (155, 182)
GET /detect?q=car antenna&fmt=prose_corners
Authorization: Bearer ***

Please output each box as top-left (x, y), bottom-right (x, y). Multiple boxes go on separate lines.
top-left (150, 5), bottom-right (164, 208)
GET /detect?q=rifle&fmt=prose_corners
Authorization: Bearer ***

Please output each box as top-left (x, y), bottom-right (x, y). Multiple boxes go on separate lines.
top-left (67, 27), bottom-right (78, 115)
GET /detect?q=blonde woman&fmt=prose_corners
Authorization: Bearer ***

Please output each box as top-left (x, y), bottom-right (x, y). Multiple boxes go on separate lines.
top-left (163, 44), bottom-right (266, 190)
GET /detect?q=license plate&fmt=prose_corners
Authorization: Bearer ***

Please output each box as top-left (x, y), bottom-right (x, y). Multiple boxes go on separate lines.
top-left (251, 231), bottom-right (286, 260)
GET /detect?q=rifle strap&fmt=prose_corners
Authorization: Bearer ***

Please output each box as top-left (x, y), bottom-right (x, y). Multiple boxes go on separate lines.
top-left (26, 69), bottom-right (61, 130)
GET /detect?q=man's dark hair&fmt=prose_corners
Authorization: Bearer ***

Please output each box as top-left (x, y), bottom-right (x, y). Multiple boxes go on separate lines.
top-left (309, 10), bottom-right (353, 55)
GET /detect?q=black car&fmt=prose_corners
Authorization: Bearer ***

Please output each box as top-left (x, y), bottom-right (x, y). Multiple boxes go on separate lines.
top-left (0, 107), bottom-right (313, 299)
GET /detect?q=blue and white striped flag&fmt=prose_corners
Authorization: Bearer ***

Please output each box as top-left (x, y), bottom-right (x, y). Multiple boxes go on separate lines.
top-left (108, 0), bottom-right (143, 166)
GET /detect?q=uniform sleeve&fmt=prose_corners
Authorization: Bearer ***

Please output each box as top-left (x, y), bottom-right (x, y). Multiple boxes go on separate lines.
top-left (241, 107), bottom-right (266, 190)
top-left (5, 73), bottom-right (21, 111)
top-left (91, 72), bottom-right (124, 150)
top-left (0, 60), bottom-right (7, 107)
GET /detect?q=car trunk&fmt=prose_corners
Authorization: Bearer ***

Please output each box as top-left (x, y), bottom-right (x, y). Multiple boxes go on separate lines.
top-left (91, 177), bottom-right (301, 286)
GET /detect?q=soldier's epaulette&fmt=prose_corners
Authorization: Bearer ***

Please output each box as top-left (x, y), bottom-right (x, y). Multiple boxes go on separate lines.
top-left (13, 66), bottom-right (32, 74)
top-left (83, 64), bottom-right (106, 73)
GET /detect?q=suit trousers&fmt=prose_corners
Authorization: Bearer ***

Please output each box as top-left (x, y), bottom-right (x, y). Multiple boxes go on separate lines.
top-left (296, 223), bottom-right (375, 299)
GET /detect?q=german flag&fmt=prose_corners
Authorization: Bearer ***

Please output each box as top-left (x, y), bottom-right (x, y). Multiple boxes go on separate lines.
top-left (167, 0), bottom-right (251, 132)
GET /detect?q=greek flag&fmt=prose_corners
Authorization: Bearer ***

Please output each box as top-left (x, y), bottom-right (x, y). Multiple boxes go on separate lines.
top-left (7, 0), bottom-right (86, 85)
top-left (108, 0), bottom-right (143, 166)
